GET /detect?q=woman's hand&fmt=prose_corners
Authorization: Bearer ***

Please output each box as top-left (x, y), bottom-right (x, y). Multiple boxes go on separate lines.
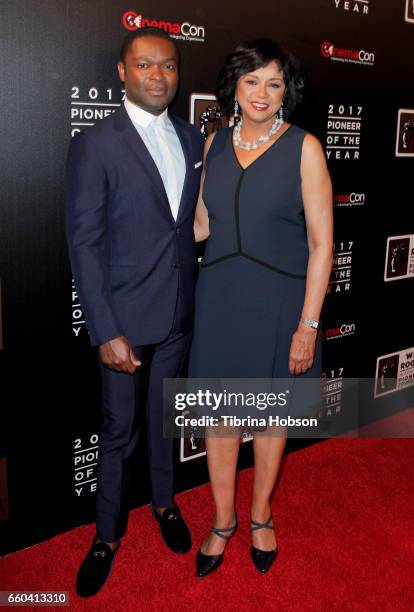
top-left (288, 325), bottom-right (317, 375)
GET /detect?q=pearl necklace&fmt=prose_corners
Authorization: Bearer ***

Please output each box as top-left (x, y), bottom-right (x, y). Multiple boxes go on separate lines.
top-left (233, 114), bottom-right (284, 150)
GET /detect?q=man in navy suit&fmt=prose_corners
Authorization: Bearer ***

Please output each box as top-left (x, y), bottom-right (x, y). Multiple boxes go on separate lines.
top-left (65, 27), bottom-right (203, 597)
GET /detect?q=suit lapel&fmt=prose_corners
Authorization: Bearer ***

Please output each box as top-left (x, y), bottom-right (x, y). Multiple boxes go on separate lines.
top-left (113, 105), bottom-right (193, 225)
top-left (114, 105), bottom-right (172, 220)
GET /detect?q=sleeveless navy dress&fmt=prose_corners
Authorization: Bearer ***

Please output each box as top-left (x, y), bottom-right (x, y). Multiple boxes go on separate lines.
top-left (187, 125), bottom-right (322, 417)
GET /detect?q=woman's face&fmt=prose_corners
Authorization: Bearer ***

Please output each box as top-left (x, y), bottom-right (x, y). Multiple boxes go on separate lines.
top-left (235, 60), bottom-right (286, 125)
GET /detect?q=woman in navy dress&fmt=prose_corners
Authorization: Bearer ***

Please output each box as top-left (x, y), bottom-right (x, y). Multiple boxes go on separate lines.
top-left (189, 39), bottom-right (333, 576)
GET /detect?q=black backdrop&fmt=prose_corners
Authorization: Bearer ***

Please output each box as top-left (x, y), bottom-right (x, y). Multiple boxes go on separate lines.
top-left (1, 0), bottom-right (413, 555)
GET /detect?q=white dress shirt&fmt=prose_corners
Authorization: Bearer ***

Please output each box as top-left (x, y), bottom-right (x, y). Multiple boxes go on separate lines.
top-left (124, 97), bottom-right (186, 221)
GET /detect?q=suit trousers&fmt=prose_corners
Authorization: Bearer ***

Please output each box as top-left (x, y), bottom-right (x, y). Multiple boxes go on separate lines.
top-left (95, 299), bottom-right (191, 542)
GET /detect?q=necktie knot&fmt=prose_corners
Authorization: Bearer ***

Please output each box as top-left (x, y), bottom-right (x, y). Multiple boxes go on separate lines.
top-left (152, 113), bottom-right (166, 130)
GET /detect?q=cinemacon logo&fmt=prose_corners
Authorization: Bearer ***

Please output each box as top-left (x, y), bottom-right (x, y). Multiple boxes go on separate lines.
top-left (122, 10), bottom-right (205, 41)
top-left (334, 193), bottom-right (365, 206)
top-left (321, 41), bottom-right (374, 65)
top-left (323, 323), bottom-right (356, 340)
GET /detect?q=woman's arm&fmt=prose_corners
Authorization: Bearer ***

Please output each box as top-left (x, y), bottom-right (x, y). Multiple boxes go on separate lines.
top-left (288, 133), bottom-right (334, 375)
top-left (194, 132), bottom-right (216, 243)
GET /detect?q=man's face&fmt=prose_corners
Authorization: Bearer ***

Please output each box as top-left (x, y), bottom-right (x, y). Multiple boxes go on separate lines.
top-left (118, 36), bottom-right (179, 115)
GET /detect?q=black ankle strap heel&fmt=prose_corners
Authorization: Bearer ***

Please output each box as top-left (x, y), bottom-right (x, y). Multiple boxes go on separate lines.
top-left (250, 514), bottom-right (278, 574)
top-left (196, 512), bottom-right (238, 578)
top-left (211, 512), bottom-right (239, 540)
top-left (250, 514), bottom-right (274, 532)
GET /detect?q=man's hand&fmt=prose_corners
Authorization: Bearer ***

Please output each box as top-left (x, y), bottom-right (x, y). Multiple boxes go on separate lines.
top-left (99, 336), bottom-right (141, 374)
top-left (288, 325), bottom-right (317, 375)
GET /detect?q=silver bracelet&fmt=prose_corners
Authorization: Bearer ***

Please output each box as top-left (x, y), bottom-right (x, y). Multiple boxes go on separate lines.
top-left (300, 317), bottom-right (319, 330)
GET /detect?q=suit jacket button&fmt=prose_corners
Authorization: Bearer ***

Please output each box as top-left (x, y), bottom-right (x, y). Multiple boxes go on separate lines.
top-left (176, 228), bottom-right (181, 234)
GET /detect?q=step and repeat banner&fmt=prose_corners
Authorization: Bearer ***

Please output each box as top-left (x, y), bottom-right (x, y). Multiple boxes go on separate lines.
top-left (0, 0), bottom-right (413, 554)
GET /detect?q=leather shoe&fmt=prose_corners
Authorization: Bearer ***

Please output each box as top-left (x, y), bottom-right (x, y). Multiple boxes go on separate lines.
top-left (251, 546), bottom-right (278, 573)
top-left (196, 512), bottom-right (238, 578)
top-left (250, 515), bottom-right (278, 573)
top-left (76, 540), bottom-right (118, 598)
top-left (151, 504), bottom-right (191, 553)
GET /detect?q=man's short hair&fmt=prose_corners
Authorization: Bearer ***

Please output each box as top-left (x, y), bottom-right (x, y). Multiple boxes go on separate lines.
top-left (119, 27), bottom-right (180, 64)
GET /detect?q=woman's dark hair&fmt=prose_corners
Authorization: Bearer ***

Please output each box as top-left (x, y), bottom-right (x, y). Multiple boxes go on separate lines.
top-left (216, 38), bottom-right (305, 120)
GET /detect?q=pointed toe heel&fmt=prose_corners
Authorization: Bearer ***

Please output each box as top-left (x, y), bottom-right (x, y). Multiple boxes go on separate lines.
top-left (196, 549), bottom-right (224, 577)
top-left (250, 545), bottom-right (278, 573)
top-left (250, 515), bottom-right (278, 574)
top-left (196, 512), bottom-right (238, 578)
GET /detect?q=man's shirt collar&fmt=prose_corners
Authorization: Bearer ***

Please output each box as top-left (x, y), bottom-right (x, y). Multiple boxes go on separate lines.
top-left (124, 96), bottom-right (168, 129)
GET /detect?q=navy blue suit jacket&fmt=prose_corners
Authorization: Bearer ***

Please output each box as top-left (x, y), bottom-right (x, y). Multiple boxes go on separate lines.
top-left (65, 104), bottom-right (203, 346)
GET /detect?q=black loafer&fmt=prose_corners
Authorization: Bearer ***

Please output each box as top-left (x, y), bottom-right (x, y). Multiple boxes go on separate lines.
top-left (76, 540), bottom-right (117, 598)
top-left (151, 504), bottom-right (191, 553)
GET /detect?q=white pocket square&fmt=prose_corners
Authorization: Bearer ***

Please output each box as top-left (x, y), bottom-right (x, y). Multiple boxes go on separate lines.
top-left (194, 161), bottom-right (202, 168)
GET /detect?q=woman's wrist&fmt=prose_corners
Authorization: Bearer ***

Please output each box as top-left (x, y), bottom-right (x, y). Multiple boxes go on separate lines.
top-left (299, 316), bottom-right (319, 331)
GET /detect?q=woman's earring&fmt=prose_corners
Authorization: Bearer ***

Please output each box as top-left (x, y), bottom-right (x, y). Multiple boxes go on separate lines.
top-left (233, 99), bottom-right (239, 120)
top-left (278, 104), bottom-right (284, 121)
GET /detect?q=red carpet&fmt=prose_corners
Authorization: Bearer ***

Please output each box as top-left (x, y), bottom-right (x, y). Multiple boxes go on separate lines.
top-left (1, 438), bottom-right (413, 611)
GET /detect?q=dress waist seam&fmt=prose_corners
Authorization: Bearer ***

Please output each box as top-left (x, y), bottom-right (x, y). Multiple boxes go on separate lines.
top-left (200, 252), bottom-right (307, 279)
